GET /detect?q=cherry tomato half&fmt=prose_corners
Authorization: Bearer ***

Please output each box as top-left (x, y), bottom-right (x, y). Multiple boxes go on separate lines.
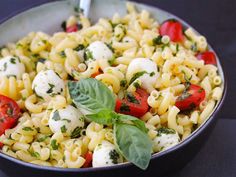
top-left (159, 19), bottom-right (184, 42)
top-left (196, 51), bottom-right (217, 65)
top-left (115, 89), bottom-right (149, 118)
top-left (175, 84), bottom-right (205, 111)
top-left (83, 151), bottom-right (93, 168)
top-left (0, 95), bottom-right (21, 136)
top-left (66, 24), bottom-right (78, 33)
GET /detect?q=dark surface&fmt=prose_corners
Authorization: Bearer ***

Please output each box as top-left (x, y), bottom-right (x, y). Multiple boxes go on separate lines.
top-left (0, 0), bottom-right (235, 177)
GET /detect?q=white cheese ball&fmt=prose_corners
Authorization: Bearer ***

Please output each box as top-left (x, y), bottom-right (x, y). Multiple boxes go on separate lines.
top-left (0, 56), bottom-right (25, 79)
top-left (126, 58), bottom-right (159, 92)
top-left (48, 105), bottom-right (84, 136)
top-left (153, 128), bottom-right (180, 152)
top-left (32, 70), bottom-right (65, 100)
top-left (93, 140), bottom-right (123, 167)
top-left (86, 41), bottom-right (113, 61)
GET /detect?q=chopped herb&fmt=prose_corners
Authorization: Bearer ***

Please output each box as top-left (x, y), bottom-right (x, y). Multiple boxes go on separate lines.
top-left (105, 42), bottom-right (115, 53)
top-left (129, 71), bottom-right (147, 85)
top-left (157, 127), bottom-right (175, 136)
top-left (3, 62), bottom-right (7, 71)
top-left (52, 110), bottom-right (61, 121)
top-left (153, 36), bottom-right (163, 45)
top-left (149, 72), bottom-right (155, 77)
top-left (71, 127), bottom-right (81, 138)
top-left (37, 135), bottom-right (49, 142)
top-left (108, 55), bottom-right (116, 65)
top-left (120, 80), bottom-right (127, 87)
top-left (198, 88), bottom-right (204, 93)
top-left (59, 51), bottom-right (66, 58)
top-left (176, 44), bottom-right (179, 52)
top-left (42, 40), bottom-right (47, 44)
top-left (38, 58), bottom-right (46, 63)
top-left (120, 103), bottom-right (130, 112)
top-left (31, 151), bottom-right (40, 158)
top-left (182, 71), bottom-right (192, 83)
top-left (10, 58), bottom-right (16, 64)
top-left (74, 6), bottom-right (84, 14)
top-left (74, 44), bottom-right (85, 51)
top-left (177, 91), bottom-right (191, 101)
top-left (22, 127), bottom-right (34, 131)
top-left (51, 139), bottom-right (59, 150)
top-left (6, 108), bottom-right (13, 116)
top-left (46, 83), bottom-right (55, 94)
top-left (6, 75), bottom-right (16, 78)
top-left (84, 49), bottom-right (93, 61)
top-left (61, 119), bottom-right (71, 123)
top-left (126, 93), bottom-right (139, 104)
top-left (61, 125), bottom-right (67, 133)
top-left (16, 43), bottom-right (23, 48)
top-left (109, 149), bottom-right (120, 164)
top-left (133, 82), bottom-right (141, 89)
top-left (61, 21), bottom-right (66, 31)
top-left (190, 42), bottom-right (198, 52)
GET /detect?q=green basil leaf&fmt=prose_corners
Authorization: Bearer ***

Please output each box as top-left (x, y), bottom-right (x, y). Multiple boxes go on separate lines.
top-left (114, 123), bottom-right (152, 170)
top-left (86, 109), bottom-right (117, 125)
top-left (68, 78), bottom-right (115, 114)
top-left (117, 114), bottom-right (148, 133)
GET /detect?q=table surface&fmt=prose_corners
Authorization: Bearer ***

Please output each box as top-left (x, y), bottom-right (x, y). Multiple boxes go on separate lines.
top-left (0, 0), bottom-right (235, 177)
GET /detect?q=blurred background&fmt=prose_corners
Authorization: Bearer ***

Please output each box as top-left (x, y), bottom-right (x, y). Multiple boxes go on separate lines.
top-left (0, 0), bottom-right (235, 177)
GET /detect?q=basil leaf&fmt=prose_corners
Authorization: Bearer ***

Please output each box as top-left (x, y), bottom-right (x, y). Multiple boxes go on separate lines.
top-left (114, 123), bottom-right (152, 170)
top-left (86, 109), bottom-right (117, 125)
top-left (117, 114), bottom-right (148, 133)
top-left (68, 78), bottom-right (115, 114)
top-left (129, 71), bottom-right (147, 85)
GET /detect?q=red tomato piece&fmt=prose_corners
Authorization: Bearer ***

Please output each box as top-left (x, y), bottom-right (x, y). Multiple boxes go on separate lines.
top-left (0, 142), bottom-right (3, 149)
top-left (115, 89), bottom-right (149, 118)
top-left (159, 19), bottom-right (184, 42)
top-left (66, 24), bottom-right (78, 33)
top-left (83, 151), bottom-right (93, 168)
top-left (0, 95), bottom-right (21, 135)
top-left (196, 51), bottom-right (217, 65)
top-left (175, 84), bottom-right (205, 111)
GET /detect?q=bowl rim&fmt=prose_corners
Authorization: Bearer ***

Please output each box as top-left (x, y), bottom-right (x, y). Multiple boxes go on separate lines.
top-left (0, 0), bottom-right (227, 172)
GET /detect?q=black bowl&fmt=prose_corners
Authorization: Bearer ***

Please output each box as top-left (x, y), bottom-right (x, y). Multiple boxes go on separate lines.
top-left (0, 1), bottom-right (227, 177)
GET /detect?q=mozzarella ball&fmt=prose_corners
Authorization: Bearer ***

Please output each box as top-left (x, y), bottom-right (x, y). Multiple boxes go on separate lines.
top-left (48, 105), bottom-right (84, 136)
top-left (86, 41), bottom-right (113, 61)
top-left (0, 56), bottom-right (25, 79)
top-left (153, 128), bottom-right (180, 152)
top-left (93, 140), bottom-right (123, 167)
top-left (32, 70), bottom-right (65, 100)
top-left (126, 58), bottom-right (159, 92)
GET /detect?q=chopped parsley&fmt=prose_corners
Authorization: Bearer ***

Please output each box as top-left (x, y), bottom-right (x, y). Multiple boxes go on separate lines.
top-left (37, 58), bottom-right (46, 63)
top-left (105, 42), bottom-right (115, 53)
top-left (10, 58), bottom-right (16, 64)
top-left (133, 82), bottom-right (141, 89)
top-left (84, 49), bottom-right (93, 61)
top-left (52, 110), bottom-right (61, 121)
top-left (176, 44), bottom-right (179, 53)
top-left (71, 127), bottom-right (81, 138)
top-left (157, 127), bottom-right (176, 136)
top-left (61, 119), bottom-right (71, 123)
top-left (30, 151), bottom-right (40, 158)
top-left (61, 21), bottom-right (66, 31)
top-left (61, 125), bottom-right (67, 133)
top-left (51, 139), bottom-right (59, 150)
top-left (177, 91), bottom-right (192, 101)
top-left (153, 36), bottom-right (163, 45)
top-left (126, 93), bottom-right (139, 104)
top-left (129, 71), bottom-right (147, 85)
top-left (198, 88), bottom-right (204, 93)
top-left (120, 80), bottom-right (127, 87)
top-left (46, 83), bottom-right (55, 94)
top-left (6, 108), bottom-right (13, 116)
top-left (120, 103), bottom-right (130, 112)
top-left (109, 150), bottom-right (120, 164)
top-left (59, 51), bottom-right (66, 58)
top-left (108, 55), bottom-right (116, 65)
top-left (22, 127), bottom-right (34, 131)
top-left (74, 44), bottom-right (85, 51)
top-left (149, 72), bottom-right (155, 77)
top-left (190, 42), bottom-right (198, 52)
top-left (37, 135), bottom-right (49, 142)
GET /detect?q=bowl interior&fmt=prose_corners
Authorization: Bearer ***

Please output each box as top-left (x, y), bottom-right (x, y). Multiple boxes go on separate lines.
top-left (0, 0), bottom-right (226, 172)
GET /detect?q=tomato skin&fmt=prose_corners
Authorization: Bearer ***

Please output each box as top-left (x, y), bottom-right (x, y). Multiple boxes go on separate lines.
top-left (196, 51), bottom-right (217, 65)
top-left (175, 84), bottom-right (205, 111)
top-left (83, 152), bottom-right (93, 168)
top-left (0, 95), bottom-right (21, 135)
top-left (66, 24), bottom-right (78, 33)
top-left (0, 142), bottom-right (3, 149)
top-left (115, 89), bottom-right (149, 118)
top-left (159, 19), bottom-right (184, 42)
top-left (91, 71), bottom-right (103, 78)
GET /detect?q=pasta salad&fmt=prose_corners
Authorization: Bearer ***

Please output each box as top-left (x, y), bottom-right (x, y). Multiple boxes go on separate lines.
top-left (0, 3), bottom-right (223, 170)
